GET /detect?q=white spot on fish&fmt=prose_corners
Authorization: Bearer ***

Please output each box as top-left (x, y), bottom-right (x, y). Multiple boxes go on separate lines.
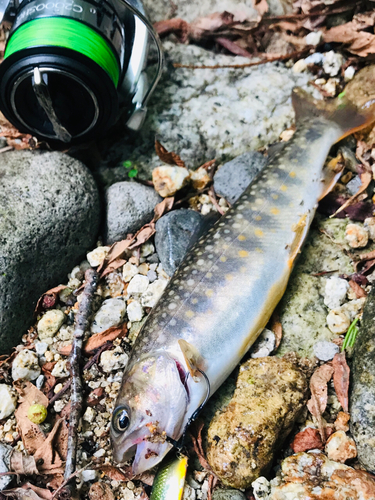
top-left (197, 259), bottom-right (205, 266)
top-left (168, 303), bottom-right (177, 310)
top-left (187, 279), bottom-right (195, 286)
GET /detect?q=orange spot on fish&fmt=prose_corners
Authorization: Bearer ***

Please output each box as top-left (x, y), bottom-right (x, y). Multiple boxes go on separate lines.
top-left (280, 184), bottom-right (288, 191)
top-left (185, 310), bottom-right (195, 318)
top-left (254, 215), bottom-right (262, 221)
top-left (238, 235), bottom-right (247, 241)
top-left (206, 289), bottom-right (214, 297)
top-left (289, 171), bottom-right (296, 178)
top-left (225, 274), bottom-right (233, 280)
top-left (270, 207), bottom-right (280, 215)
top-left (255, 229), bottom-right (264, 237)
top-left (238, 250), bottom-right (249, 258)
top-left (220, 256), bottom-right (227, 262)
top-left (272, 194), bottom-right (279, 200)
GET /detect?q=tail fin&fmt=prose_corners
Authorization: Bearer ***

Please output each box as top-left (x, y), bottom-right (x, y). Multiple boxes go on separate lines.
top-left (292, 87), bottom-right (375, 143)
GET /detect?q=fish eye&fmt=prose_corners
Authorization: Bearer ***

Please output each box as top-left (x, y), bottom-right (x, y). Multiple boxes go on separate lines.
top-left (112, 406), bottom-right (130, 433)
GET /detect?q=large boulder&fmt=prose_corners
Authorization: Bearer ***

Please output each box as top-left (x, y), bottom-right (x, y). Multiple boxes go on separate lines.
top-left (0, 150), bottom-right (100, 353)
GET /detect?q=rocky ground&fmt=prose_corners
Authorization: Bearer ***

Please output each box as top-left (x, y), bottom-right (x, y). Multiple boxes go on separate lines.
top-left (1, 0), bottom-right (375, 499)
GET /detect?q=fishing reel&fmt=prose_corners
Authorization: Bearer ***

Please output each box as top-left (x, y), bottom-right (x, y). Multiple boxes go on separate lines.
top-left (0, 0), bottom-right (163, 143)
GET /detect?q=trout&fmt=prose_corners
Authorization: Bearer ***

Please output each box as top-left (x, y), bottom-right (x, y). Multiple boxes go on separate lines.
top-left (111, 87), bottom-right (375, 473)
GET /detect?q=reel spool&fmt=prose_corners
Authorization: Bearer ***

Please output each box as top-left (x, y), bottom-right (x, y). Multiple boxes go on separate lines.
top-left (0, 0), bottom-right (163, 143)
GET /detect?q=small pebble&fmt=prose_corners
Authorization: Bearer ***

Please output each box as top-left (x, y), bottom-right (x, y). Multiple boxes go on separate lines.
top-left (152, 165), bottom-right (190, 197)
top-left (140, 242), bottom-right (155, 258)
top-left (313, 341), bottom-right (340, 361)
top-left (54, 383), bottom-right (63, 394)
top-left (147, 270), bottom-right (157, 282)
top-left (37, 309), bottom-right (65, 339)
top-left (127, 274), bottom-right (149, 296)
top-left (122, 262), bottom-right (138, 282)
top-left (93, 448), bottom-right (105, 458)
top-left (325, 430), bottom-right (357, 463)
top-left (54, 400), bottom-right (65, 413)
top-left (86, 246), bottom-right (110, 267)
top-left (340, 297), bottom-right (366, 321)
top-left (36, 375), bottom-right (45, 390)
top-left (344, 65), bottom-right (355, 81)
top-left (137, 263), bottom-right (149, 276)
top-left (323, 51), bottom-right (344, 77)
top-left (81, 470), bottom-right (97, 482)
top-left (190, 167), bottom-right (211, 190)
top-left (0, 385), bottom-right (17, 420)
top-left (252, 477), bottom-right (271, 500)
top-left (250, 329), bottom-right (275, 358)
top-left (12, 350), bottom-right (41, 381)
top-left (141, 279), bottom-right (168, 308)
top-left (35, 341), bottom-right (49, 356)
top-left (364, 217), bottom-right (375, 240)
top-left (100, 347), bottom-right (129, 373)
top-left (83, 407), bottom-right (96, 423)
top-left (305, 52), bottom-right (324, 65)
top-left (292, 59), bottom-right (307, 73)
top-left (51, 359), bottom-right (69, 378)
top-left (345, 223), bottom-right (368, 248)
top-left (127, 300), bottom-right (144, 322)
top-left (327, 309), bottom-right (351, 334)
top-left (91, 298), bottom-right (126, 334)
top-left (305, 31), bottom-right (322, 46)
top-left (324, 276), bottom-right (349, 310)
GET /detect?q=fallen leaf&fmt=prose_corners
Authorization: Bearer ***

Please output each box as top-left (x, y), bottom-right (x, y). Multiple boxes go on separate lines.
top-left (332, 352), bottom-right (350, 413)
top-left (349, 279), bottom-right (367, 298)
top-left (318, 193), bottom-right (374, 221)
top-left (89, 482), bottom-right (115, 500)
top-left (307, 363), bottom-right (334, 441)
top-left (189, 11), bottom-right (235, 41)
top-left (215, 37), bottom-right (254, 58)
top-left (34, 285), bottom-right (67, 316)
top-left (33, 419), bottom-right (67, 475)
top-left (330, 172), bottom-right (372, 218)
top-left (335, 411), bottom-right (350, 432)
top-left (1, 484), bottom-right (52, 500)
top-left (10, 451), bottom-right (39, 475)
top-left (153, 197), bottom-right (174, 222)
top-left (14, 380), bottom-right (48, 455)
top-left (59, 323), bottom-right (128, 356)
top-left (291, 427), bottom-right (324, 452)
top-left (269, 312), bottom-right (283, 350)
top-left (155, 140), bottom-right (186, 168)
top-left (0, 113), bottom-right (38, 150)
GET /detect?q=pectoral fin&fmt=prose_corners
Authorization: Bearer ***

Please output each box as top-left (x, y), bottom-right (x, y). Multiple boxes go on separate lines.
top-left (178, 339), bottom-right (203, 382)
top-left (318, 155), bottom-right (344, 201)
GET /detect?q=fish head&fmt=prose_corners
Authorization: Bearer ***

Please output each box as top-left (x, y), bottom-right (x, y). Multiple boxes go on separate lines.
top-left (111, 352), bottom-right (188, 474)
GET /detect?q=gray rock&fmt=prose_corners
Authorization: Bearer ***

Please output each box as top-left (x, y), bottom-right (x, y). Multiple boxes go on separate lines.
top-left (0, 150), bottom-right (100, 354)
top-left (98, 42), bottom-right (314, 182)
top-left (155, 209), bottom-right (205, 276)
top-left (0, 443), bottom-right (13, 490)
top-left (350, 286), bottom-right (375, 473)
top-left (313, 341), bottom-right (339, 361)
top-left (346, 175), bottom-right (362, 196)
top-left (105, 181), bottom-right (162, 244)
top-left (214, 151), bottom-right (267, 204)
top-left (212, 489), bottom-right (246, 500)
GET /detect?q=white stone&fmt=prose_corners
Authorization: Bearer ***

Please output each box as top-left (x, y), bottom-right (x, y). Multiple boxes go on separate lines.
top-left (35, 341), bottom-right (49, 356)
top-left (127, 275), bottom-right (149, 296)
top-left (252, 477), bottom-right (271, 500)
top-left (327, 309), bottom-right (351, 334)
top-left (90, 297), bottom-right (126, 334)
top-left (140, 242), bottom-right (155, 258)
top-left (292, 59), bottom-right (308, 73)
top-left (313, 341), bottom-right (340, 361)
top-left (37, 309), bottom-right (65, 339)
top-left (0, 385), bottom-right (17, 420)
top-left (93, 448), bottom-right (106, 458)
top-left (152, 165), bottom-right (191, 197)
top-left (87, 246), bottom-right (110, 267)
top-left (323, 276), bottom-right (349, 310)
top-left (69, 265), bottom-right (81, 280)
top-left (36, 375), bottom-right (45, 390)
top-left (83, 407), bottom-right (96, 423)
top-left (344, 65), bottom-right (355, 81)
top-left (250, 328), bottom-right (275, 358)
top-left (182, 484), bottom-right (196, 500)
top-left (305, 31), bottom-right (322, 46)
top-left (340, 298), bottom-right (366, 321)
top-left (0, 443), bottom-right (13, 490)
top-left (323, 51), bottom-right (344, 77)
top-left (100, 347), bottom-right (129, 373)
top-left (364, 217), bottom-right (375, 240)
top-left (57, 325), bottom-right (74, 341)
top-left (147, 270), bottom-right (158, 282)
top-left (201, 204), bottom-right (211, 215)
top-left (345, 223), bottom-right (368, 248)
top-left (81, 469), bottom-right (97, 482)
top-left (127, 300), bottom-right (144, 322)
top-left (156, 264), bottom-right (170, 280)
top-left (122, 262), bottom-right (138, 282)
top-left (137, 263), bottom-right (149, 275)
top-left (51, 360), bottom-right (69, 378)
top-left (141, 279), bottom-right (168, 308)
top-left (12, 350), bottom-right (41, 381)
top-left (54, 400), bottom-right (65, 413)
top-left (305, 53), bottom-right (324, 65)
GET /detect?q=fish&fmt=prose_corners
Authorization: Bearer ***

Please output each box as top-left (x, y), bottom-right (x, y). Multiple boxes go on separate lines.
top-left (111, 87), bottom-right (375, 474)
top-left (150, 453), bottom-right (188, 500)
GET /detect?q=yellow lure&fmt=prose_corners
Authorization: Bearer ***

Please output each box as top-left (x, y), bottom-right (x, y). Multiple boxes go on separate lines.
top-left (150, 454), bottom-right (188, 500)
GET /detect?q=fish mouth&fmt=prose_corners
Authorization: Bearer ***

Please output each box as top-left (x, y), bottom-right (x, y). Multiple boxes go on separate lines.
top-left (112, 430), bottom-right (172, 474)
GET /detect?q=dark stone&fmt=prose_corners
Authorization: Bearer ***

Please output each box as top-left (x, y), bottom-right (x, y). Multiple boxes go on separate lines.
top-left (350, 286), bottom-right (375, 473)
top-left (104, 181), bottom-right (162, 245)
top-left (213, 151), bottom-right (267, 205)
top-left (155, 209), bottom-right (206, 277)
top-left (0, 150), bottom-right (100, 354)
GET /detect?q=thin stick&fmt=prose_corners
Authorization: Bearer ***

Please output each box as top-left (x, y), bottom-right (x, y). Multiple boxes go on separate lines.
top-left (53, 462), bottom-right (93, 499)
top-left (63, 269), bottom-right (98, 496)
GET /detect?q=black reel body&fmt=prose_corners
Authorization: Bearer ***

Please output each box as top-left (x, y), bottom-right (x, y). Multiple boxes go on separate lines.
top-left (0, 0), bottom-right (163, 144)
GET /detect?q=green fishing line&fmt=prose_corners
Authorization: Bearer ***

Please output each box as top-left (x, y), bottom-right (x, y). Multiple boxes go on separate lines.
top-left (4, 17), bottom-right (120, 85)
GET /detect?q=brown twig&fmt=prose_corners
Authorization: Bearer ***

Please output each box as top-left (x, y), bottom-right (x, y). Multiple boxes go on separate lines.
top-left (53, 462), bottom-right (93, 500)
top-left (63, 269), bottom-right (98, 498)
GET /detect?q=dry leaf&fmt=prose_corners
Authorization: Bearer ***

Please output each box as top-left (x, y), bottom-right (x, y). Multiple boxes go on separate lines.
top-left (269, 312), bottom-right (283, 350)
top-left (89, 482), bottom-right (115, 500)
top-left (155, 140), bottom-right (186, 168)
top-left (14, 380), bottom-right (48, 455)
top-left (59, 323), bottom-right (128, 356)
top-left (332, 352), bottom-right (350, 413)
top-left (307, 363), bottom-right (334, 441)
top-left (33, 419), bottom-right (66, 475)
top-left (10, 451), bottom-right (39, 475)
top-left (290, 427), bottom-right (324, 452)
top-left (190, 421), bottom-right (212, 472)
top-left (0, 113), bottom-right (38, 150)
top-left (153, 197), bottom-right (174, 222)
top-left (349, 279), bottom-right (367, 298)
top-left (189, 11), bottom-right (235, 41)
top-left (34, 285), bottom-right (67, 316)
top-left (330, 172), bottom-right (372, 218)
top-left (1, 484), bottom-right (52, 500)
top-left (215, 37), bottom-right (254, 58)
